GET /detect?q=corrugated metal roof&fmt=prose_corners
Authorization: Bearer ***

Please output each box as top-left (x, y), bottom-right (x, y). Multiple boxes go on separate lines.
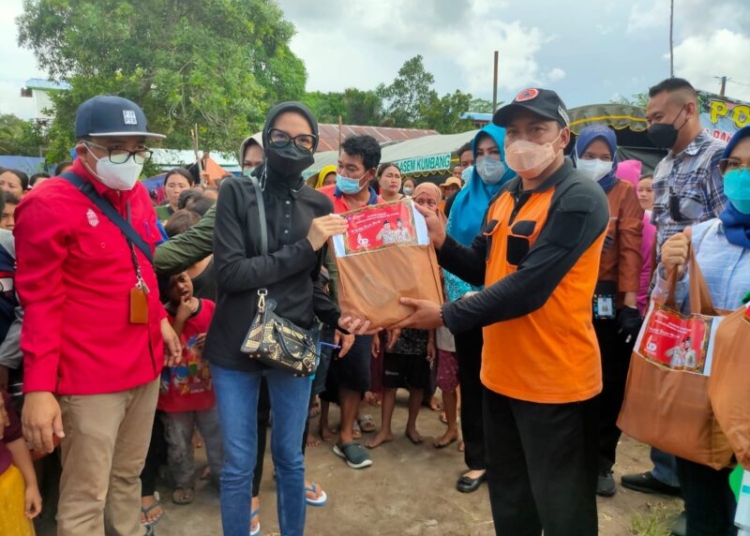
top-left (315, 124), bottom-right (438, 152)
top-left (24, 78), bottom-right (72, 91)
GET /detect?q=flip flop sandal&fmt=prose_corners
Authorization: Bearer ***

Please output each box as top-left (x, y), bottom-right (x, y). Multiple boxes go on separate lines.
top-left (358, 415), bottom-right (376, 433)
top-left (352, 421), bottom-right (362, 440)
top-left (172, 486), bottom-right (194, 505)
top-left (305, 482), bottom-right (328, 507)
top-left (250, 508), bottom-right (260, 536)
top-left (141, 492), bottom-right (163, 525)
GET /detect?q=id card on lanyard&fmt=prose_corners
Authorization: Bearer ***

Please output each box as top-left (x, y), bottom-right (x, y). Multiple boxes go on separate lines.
top-left (593, 294), bottom-right (616, 320)
top-left (125, 202), bottom-right (149, 324)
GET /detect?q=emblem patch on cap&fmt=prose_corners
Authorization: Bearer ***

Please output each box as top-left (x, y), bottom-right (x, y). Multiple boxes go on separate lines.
top-left (515, 88), bottom-right (540, 102)
top-left (123, 110), bottom-right (138, 125)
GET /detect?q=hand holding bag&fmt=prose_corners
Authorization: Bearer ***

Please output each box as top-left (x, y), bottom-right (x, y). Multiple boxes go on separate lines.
top-left (617, 246), bottom-right (733, 469)
top-left (239, 176), bottom-right (318, 376)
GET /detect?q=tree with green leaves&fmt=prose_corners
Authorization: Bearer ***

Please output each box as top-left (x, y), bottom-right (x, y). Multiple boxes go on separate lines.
top-left (381, 55), bottom-right (435, 128)
top-left (0, 114), bottom-right (48, 156)
top-left (611, 93), bottom-right (649, 109)
top-left (420, 90), bottom-right (474, 134)
top-left (17, 0), bottom-right (306, 162)
top-left (467, 98), bottom-right (495, 113)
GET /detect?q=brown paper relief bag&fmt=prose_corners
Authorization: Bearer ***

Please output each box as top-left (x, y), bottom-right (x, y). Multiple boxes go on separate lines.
top-left (708, 303), bottom-right (750, 468)
top-left (330, 199), bottom-right (443, 329)
top-left (617, 248), bottom-right (733, 469)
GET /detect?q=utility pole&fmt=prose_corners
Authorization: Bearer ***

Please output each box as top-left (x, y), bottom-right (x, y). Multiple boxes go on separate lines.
top-left (713, 76), bottom-right (729, 96)
top-left (492, 50), bottom-right (499, 113)
top-left (669, 0), bottom-right (674, 77)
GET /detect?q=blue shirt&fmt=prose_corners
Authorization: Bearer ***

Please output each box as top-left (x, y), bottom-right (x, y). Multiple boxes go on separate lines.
top-left (655, 219), bottom-right (750, 312)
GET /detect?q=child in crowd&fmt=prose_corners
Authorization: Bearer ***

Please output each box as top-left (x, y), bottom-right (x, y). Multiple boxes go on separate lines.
top-left (158, 272), bottom-right (223, 505)
top-left (0, 390), bottom-right (42, 536)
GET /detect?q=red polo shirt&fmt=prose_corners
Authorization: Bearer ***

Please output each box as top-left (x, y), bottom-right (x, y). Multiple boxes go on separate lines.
top-left (318, 185), bottom-right (380, 213)
top-left (15, 159), bottom-right (166, 395)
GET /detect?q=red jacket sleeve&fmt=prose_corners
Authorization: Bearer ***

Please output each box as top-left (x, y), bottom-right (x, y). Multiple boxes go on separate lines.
top-left (14, 194), bottom-right (70, 392)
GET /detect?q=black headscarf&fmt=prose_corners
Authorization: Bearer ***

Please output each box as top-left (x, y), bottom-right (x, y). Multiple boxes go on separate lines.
top-left (260, 102), bottom-right (319, 190)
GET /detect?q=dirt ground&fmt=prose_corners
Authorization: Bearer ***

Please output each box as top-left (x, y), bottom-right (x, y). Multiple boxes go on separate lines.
top-left (37, 392), bottom-right (681, 536)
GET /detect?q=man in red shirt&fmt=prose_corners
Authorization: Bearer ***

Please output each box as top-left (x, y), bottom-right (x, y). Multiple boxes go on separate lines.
top-left (318, 135), bottom-right (382, 470)
top-left (15, 95), bottom-right (181, 536)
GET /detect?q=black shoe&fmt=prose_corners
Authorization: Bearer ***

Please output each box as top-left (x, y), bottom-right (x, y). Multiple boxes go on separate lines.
top-left (620, 471), bottom-right (681, 497)
top-left (597, 470), bottom-right (616, 497)
top-left (456, 472), bottom-right (486, 493)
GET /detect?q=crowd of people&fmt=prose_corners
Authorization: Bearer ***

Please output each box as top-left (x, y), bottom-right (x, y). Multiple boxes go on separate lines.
top-left (0, 76), bottom-right (748, 536)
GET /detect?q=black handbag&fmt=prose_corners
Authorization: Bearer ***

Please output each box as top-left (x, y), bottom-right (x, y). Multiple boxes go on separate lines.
top-left (239, 175), bottom-right (318, 376)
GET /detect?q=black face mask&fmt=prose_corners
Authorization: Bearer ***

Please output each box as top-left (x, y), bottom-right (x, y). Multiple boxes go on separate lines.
top-left (265, 144), bottom-right (314, 182)
top-left (647, 107), bottom-right (687, 150)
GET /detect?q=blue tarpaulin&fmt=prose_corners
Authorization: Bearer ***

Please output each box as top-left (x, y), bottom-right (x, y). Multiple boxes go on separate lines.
top-left (0, 156), bottom-right (46, 175)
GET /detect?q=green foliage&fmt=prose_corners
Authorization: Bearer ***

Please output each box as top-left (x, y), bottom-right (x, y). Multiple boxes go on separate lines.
top-left (630, 501), bottom-right (681, 536)
top-left (468, 97), bottom-right (495, 113)
top-left (612, 92), bottom-right (650, 109)
top-left (17, 0), bottom-right (306, 162)
top-left (0, 114), bottom-right (48, 156)
top-left (301, 88), bottom-right (383, 126)
top-left (420, 90), bottom-right (474, 134)
top-left (381, 55), bottom-right (435, 128)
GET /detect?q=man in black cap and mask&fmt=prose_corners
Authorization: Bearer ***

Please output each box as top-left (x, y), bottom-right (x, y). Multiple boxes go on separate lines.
top-left (621, 78), bottom-right (727, 503)
top-left (204, 102), bottom-right (359, 536)
top-left (394, 88), bottom-right (609, 536)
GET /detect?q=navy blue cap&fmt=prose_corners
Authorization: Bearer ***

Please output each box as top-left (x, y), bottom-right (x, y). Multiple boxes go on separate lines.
top-left (75, 95), bottom-right (165, 139)
top-left (493, 88), bottom-right (570, 128)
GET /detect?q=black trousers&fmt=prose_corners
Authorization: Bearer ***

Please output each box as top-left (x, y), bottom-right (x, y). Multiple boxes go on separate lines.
top-left (454, 326), bottom-right (485, 471)
top-left (593, 318), bottom-right (634, 471)
top-left (141, 411), bottom-right (167, 496)
top-left (676, 457), bottom-right (737, 536)
top-left (483, 388), bottom-right (599, 536)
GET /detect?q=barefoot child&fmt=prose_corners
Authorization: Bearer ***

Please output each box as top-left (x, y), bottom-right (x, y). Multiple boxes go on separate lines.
top-left (159, 272), bottom-right (223, 505)
top-left (0, 390), bottom-right (42, 536)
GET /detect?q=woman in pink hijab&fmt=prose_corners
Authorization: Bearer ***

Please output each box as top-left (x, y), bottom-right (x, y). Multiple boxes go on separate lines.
top-left (616, 160), bottom-right (656, 314)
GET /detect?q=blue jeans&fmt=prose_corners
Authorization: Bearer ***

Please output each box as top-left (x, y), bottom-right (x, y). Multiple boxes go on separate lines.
top-left (211, 364), bottom-right (312, 536)
top-left (650, 447), bottom-right (681, 488)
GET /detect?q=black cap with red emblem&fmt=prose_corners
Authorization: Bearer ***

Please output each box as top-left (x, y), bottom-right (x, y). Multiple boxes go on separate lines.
top-left (493, 88), bottom-right (570, 128)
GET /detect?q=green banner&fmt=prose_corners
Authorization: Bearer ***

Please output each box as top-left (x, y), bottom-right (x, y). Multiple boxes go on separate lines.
top-left (395, 153), bottom-right (452, 174)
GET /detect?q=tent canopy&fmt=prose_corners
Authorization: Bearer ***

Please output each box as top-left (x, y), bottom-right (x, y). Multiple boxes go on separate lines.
top-left (304, 130), bottom-right (478, 180)
top-left (566, 103), bottom-right (666, 173)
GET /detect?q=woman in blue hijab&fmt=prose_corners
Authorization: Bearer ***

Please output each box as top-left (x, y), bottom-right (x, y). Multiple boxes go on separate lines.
top-left (656, 125), bottom-right (750, 536)
top-left (443, 124), bottom-right (515, 494)
top-left (572, 125), bottom-right (644, 497)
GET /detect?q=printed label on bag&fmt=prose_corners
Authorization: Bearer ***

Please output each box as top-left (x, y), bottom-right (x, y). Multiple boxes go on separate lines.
top-left (331, 199), bottom-right (429, 257)
top-left (635, 302), bottom-right (724, 376)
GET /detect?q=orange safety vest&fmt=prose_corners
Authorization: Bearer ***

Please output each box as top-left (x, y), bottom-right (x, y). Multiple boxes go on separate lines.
top-left (480, 188), bottom-right (605, 403)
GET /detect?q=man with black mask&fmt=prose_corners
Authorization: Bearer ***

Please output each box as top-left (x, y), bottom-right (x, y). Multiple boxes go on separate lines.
top-left (621, 79), bottom-right (727, 506)
top-left (204, 102), bottom-right (359, 536)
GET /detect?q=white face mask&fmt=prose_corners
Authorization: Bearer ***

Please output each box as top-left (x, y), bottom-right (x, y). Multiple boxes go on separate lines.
top-left (86, 148), bottom-right (143, 190)
top-left (576, 158), bottom-right (613, 182)
top-left (475, 156), bottom-right (507, 185)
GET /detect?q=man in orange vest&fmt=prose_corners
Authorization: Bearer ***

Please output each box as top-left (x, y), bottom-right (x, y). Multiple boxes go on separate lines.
top-left (395, 88), bottom-right (609, 536)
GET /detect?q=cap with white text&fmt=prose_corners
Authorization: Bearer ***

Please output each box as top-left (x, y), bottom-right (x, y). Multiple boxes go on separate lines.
top-left (75, 95), bottom-right (166, 139)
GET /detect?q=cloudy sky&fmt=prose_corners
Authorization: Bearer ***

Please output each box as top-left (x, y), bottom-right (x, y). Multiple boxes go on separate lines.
top-left (2, 0), bottom-right (750, 121)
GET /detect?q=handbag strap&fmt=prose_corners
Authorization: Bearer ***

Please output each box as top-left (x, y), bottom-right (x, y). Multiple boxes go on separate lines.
top-left (248, 175), bottom-right (268, 256)
top-left (61, 171), bottom-right (153, 264)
